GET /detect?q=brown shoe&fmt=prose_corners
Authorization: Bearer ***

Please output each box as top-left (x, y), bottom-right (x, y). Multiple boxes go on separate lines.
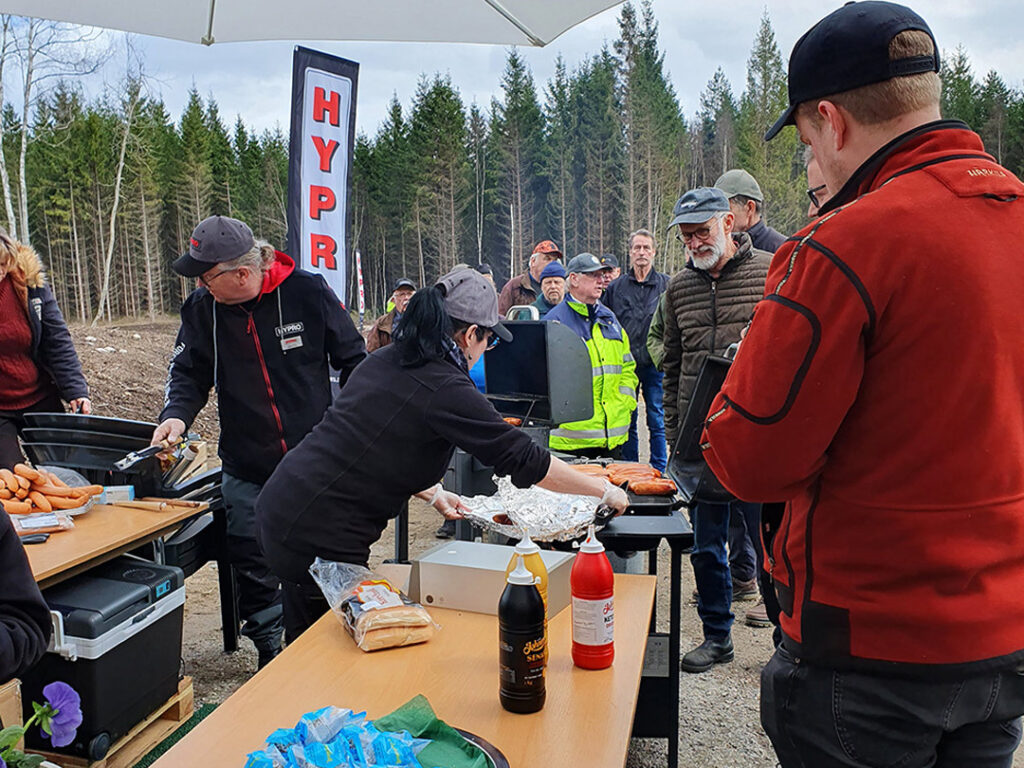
top-left (745, 600), bottom-right (772, 628)
top-left (732, 577), bottom-right (758, 602)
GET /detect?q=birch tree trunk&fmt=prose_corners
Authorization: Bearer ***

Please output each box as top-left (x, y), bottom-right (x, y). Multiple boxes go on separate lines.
top-left (0, 17), bottom-right (16, 237)
top-left (91, 93), bottom-right (136, 326)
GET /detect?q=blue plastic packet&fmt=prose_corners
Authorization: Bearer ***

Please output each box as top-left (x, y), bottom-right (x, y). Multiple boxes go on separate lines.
top-left (370, 731), bottom-right (418, 765)
top-left (243, 750), bottom-right (281, 768)
top-left (295, 706), bottom-right (357, 745)
top-left (267, 728), bottom-right (300, 749)
top-left (302, 734), bottom-right (356, 767)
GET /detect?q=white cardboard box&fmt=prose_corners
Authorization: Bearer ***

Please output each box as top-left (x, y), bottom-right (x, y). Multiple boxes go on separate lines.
top-left (409, 540), bottom-right (575, 616)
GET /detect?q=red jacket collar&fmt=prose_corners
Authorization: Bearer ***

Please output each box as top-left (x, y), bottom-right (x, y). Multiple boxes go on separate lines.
top-left (259, 251), bottom-right (295, 296)
top-left (820, 120), bottom-right (990, 215)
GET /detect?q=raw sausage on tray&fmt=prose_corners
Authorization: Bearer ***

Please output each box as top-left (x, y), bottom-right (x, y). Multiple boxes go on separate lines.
top-left (629, 478), bottom-right (677, 496)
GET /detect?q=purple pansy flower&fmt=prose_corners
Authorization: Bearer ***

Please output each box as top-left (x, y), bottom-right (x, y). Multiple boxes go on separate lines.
top-left (41, 682), bottom-right (83, 748)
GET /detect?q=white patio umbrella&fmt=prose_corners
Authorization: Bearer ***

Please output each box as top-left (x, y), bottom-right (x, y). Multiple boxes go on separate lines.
top-left (0, 0), bottom-right (623, 46)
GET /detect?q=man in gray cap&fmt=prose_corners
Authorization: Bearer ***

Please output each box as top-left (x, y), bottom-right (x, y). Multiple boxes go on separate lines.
top-left (662, 186), bottom-right (770, 673)
top-left (714, 168), bottom-right (786, 253)
top-left (152, 215), bottom-right (366, 670)
top-left (367, 277), bottom-right (416, 352)
top-left (702, 2), bottom-right (1024, 765)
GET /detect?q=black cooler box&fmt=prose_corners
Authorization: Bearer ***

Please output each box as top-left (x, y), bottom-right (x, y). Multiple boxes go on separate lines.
top-left (21, 557), bottom-right (185, 761)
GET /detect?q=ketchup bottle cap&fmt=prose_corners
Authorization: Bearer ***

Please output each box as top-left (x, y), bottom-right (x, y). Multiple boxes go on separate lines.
top-left (579, 524), bottom-right (605, 554)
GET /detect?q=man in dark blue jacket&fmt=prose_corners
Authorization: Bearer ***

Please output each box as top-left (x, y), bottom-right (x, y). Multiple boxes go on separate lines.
top-left (153, 216), bottom-right (366, 668)
top-left (602, 229), bottom-right (670, 472)
top-left (715, 169), bottom-right (787, 253)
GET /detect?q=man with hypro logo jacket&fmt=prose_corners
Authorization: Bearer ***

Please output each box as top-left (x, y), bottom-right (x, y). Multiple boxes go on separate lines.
top-left (702, 3), bottom-right (1024, 766)
top-left (153, 216), bottom-right (365, 669)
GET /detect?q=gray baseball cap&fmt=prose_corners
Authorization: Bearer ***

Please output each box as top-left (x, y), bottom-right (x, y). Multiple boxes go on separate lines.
top-left (436, 268), bottom-right (513, 342)
top-left (667, 187), bottom-right (731, 229)
top-left (173, 215), bottom-right (255, 277)
top-left (715, 169), bottom-right (764, 202)
top-left (565, 253), bottom-right (607, 274)
top-left (393, 277), bottom-right (417, 291)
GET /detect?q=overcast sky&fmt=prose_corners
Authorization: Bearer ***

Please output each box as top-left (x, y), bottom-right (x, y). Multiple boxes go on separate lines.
top-left (39, 1), bottom-right (1024, 137)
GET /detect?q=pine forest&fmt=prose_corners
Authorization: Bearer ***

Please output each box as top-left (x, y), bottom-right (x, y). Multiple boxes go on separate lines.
top-left (6, 4), bottom-right (1021, 319)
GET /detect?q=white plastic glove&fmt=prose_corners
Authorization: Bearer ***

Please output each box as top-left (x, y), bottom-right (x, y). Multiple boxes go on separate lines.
top-left (429, 485), bottom-right (470, 520)
top-left (600, 480), bottom-right (629, 514)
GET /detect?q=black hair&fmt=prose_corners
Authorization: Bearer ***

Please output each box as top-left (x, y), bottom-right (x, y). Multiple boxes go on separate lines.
top-left (475, 262), bottom-right (493, 276)
top-left (393, 286), bottom-right (486, 367)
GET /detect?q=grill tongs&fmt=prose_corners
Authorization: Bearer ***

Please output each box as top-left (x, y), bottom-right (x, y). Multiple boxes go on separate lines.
top-left (113, 434), bottom-right (196, 471)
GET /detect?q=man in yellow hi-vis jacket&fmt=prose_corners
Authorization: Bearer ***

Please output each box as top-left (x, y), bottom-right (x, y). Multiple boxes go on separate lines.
top-left (546, 253), bottom-right (637, 459)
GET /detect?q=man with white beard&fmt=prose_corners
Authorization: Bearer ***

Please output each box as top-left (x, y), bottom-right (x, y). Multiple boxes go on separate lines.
top-left (662, 186), bottom-right (771, 672)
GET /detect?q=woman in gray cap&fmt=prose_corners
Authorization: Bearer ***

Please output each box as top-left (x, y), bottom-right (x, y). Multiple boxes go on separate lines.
top-left (255, 267), bottom-right (628, 640)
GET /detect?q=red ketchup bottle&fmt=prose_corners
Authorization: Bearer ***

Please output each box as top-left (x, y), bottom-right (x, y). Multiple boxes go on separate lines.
top-left (571, 524), bottom-right (615, 669)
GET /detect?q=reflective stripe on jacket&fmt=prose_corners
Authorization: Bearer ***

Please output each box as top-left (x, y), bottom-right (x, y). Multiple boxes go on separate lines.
top-left (546, 298), bottom-right (638, 452)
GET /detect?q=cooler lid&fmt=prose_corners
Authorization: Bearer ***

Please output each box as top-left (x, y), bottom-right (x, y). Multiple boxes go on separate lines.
top-left (91, 556), bottom-right (186, 603)
top-left (44, 577), bottom-right (151, 639)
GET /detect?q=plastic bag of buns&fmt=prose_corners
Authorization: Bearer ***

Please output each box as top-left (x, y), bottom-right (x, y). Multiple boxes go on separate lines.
top-left (309, 559), bottom-right (437, 652)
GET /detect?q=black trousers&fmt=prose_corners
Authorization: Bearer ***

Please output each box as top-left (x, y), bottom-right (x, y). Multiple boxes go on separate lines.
top-left (221, 473), bottom-right (284, 654)
top-left (257, 528), bottom-right (340, 645)
top-left (0, 391), bottom-right (64, 469)
top-left (762, 644), bottom-right (1024, 768)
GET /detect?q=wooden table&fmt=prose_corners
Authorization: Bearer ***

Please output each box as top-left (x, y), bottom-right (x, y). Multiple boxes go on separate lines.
top-left (152, 573), bottom-right (657, 768)
top-left (26, 502), bottom-right (206, 588)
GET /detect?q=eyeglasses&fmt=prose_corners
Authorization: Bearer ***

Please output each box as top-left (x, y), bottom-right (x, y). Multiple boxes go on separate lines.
top-left (675, 220), bottom-right (719, 245)
top-left (199, 267), bottom-right (239, 288)
top-left (807, 184), bottom-right (828, 209)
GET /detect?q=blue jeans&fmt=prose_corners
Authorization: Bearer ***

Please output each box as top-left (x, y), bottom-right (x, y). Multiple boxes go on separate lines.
top-left (762, 645), bottom-right (1024, 768)
top-left (622, 362), bottom-right (667, 472)
top-left (689, 500), bottom-right (739, 638)
top-left (728, 502), bottom-right (761, 584)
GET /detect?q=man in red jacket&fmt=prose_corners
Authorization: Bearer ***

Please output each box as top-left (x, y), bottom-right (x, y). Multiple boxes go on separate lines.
top-left (702, 3), bottom-right (1024, 766)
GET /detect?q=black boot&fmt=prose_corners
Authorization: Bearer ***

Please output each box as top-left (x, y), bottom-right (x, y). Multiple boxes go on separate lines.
top-left (435, 519), bottom-right (456, 539)
top-left (680, 635), bottom-right (734, 673)
top-left (257, 646), bottom-right (281, 670)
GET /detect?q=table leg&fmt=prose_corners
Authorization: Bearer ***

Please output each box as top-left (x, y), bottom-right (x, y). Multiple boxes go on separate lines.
top-left (394, 503), bottom-right (409, 564)
top-left (647, 548), bottom-right (658, 632)
top-left (219, 560), bottom-right (240, 653)
top-left (668, 541), bottom-right (682, 768)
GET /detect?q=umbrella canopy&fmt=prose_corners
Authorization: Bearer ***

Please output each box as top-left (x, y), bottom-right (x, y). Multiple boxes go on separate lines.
top-left (2, 0), bottom-right (623, 46)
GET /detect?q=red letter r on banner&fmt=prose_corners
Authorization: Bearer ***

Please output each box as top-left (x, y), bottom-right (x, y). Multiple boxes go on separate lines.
top-left (310, 234), bottom-right (337, 270)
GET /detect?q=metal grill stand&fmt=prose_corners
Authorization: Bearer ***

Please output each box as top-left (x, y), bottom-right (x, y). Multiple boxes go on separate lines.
top-left (597, 510), bottom-right (693, 768)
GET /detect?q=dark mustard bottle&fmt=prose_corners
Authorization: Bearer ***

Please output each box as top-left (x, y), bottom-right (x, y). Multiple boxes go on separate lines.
top-left (498, 559), bottom-right (546, 713)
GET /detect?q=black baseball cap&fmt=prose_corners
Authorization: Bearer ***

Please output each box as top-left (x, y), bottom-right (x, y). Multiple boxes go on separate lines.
top-left (173, 216), bottom-right (255, 277)
top-left (765, 1), bottom-right (939, 141)
top-left (599, 254), bottom-right (619, 270)
top-left (393, 277), bottom-right (416, 292)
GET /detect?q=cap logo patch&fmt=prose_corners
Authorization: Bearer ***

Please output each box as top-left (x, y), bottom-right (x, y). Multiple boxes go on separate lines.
top-left (190, 237), bottom-right (201, 250)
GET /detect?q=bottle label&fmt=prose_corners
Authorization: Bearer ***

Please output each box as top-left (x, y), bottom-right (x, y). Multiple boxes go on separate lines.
top-left (572, 596), bottom-right (614, 646)
top-left (500, 633), bottom-right (546, 688)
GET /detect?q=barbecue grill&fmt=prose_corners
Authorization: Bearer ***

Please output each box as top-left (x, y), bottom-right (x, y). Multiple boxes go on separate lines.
top-left (443, 319), bottom-right (593, 502)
